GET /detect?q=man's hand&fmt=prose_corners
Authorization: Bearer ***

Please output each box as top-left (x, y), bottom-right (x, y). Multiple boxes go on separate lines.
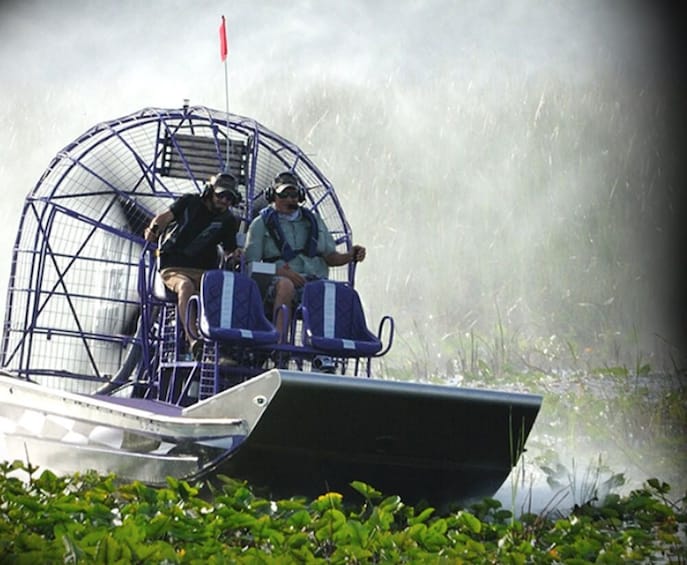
top-left (144, 225), bottom-right (159, 242)
top-left (228, 248), bottom-right (244, 261)
top-left (324, 244), bottom-right (367, 267)
top-left (277, 263), bottom-right (306, 287)
top-left (351, 245), bottom-right (366, 263)
top-left (144, 210), bottom-right (174, 243)
top-left (223, 248), bottom-right (243, 270)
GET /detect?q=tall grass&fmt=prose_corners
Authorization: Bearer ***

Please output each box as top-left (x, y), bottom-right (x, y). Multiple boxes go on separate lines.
top-left (247, 61), bottom-right (681, 379)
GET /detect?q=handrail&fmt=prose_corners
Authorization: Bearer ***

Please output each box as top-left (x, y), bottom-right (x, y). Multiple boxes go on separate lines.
top-left (374, 315), bottom-right (395, 358)
top-left (136, 240), bottom-right (158, 385)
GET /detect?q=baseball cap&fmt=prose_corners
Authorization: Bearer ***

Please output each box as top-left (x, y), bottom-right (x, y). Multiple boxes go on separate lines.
top-left (273, 171), bottom-right (300, 194)
top-left (212, 172), bottom-right (237, 192)
top-left (210, 172), bottom-right (242, 203)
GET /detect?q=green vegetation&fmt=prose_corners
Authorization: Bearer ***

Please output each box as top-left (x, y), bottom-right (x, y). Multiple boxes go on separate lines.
top-left (0, 460), bottom-right (684, 563)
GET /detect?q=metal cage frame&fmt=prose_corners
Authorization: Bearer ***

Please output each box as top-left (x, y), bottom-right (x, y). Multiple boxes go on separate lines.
top-left (1, 104), bottom-right (354, 393)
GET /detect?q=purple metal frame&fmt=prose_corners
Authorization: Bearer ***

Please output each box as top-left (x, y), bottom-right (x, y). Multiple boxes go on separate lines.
top-left (137, 247), bottom-right (394, 405)
top-left (1, 104), bottom-right (359, 396)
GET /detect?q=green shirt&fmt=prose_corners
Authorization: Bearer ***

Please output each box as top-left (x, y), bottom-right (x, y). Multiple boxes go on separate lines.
top-left (245, 207), bottom-right (336, 278)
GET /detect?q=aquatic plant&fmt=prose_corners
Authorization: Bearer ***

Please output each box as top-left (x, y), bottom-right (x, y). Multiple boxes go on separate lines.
top-left (0, 461), bottom-right (684, 563)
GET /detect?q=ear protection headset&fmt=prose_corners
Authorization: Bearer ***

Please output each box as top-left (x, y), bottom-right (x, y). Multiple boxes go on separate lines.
top-left (202, 172), bottom-right (242, 205)
top-left (265, 171), bottom-right (305, 203)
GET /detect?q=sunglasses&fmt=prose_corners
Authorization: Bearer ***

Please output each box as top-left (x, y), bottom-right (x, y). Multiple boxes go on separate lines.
top-left (214, 192), bottom-right (235, 202)
top-left (276, 190), bottom-right (299, 199)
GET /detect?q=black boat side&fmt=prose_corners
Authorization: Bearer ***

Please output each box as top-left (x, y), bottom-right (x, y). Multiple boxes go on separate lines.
top-left (214, 370), bottom-right (542, 506)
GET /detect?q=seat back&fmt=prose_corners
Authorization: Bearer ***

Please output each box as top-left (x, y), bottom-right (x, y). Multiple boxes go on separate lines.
top-left (199, 270), bottom-right (277, 343)
top-left (302, 280), bottom-right (381, 355)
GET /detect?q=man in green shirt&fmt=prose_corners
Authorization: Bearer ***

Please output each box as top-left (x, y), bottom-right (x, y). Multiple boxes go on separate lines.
top-left (244, 171), bottom-right (365, 339)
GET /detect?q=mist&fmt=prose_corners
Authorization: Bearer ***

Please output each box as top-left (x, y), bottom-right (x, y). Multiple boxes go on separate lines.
top-left (1, 0), bottom-right (685, 508)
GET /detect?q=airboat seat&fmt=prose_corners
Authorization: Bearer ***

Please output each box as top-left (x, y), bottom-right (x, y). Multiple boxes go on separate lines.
top-left (192, 270), bottom-right (279, 346)
top-left (300, 280), bottom-right (391, 358)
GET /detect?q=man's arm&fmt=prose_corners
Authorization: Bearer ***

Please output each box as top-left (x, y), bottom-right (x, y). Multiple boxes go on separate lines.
top-left (324, 245), bottom-right (366, 266)
top-left (220, 215), bottom-right (241, 267)
top-left (144, 210), bottom-right (175, 242)
top-left (221, 214), bottom-right (239, 252)
top-left (316, 215), bottom-right (365, 266)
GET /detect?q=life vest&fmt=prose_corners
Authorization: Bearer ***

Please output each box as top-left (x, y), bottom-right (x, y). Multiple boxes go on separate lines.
top-left (260, 207), bottom-right (319, 261)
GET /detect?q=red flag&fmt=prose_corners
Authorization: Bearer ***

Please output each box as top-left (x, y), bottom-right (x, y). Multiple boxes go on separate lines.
top-left (219, 16), bottom-right (228, 61)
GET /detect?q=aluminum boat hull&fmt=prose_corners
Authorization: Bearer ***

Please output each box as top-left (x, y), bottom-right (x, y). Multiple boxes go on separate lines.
top-left (1, 369), bottom-right (541, 505)
top-left (0, 370), bottom-right (281, 484)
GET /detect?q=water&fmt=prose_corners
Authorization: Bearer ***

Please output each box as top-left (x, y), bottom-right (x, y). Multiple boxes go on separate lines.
top-left (1, 1), bottom-right (685, 510)
top-left (492, 370), bottom-right (686, 514)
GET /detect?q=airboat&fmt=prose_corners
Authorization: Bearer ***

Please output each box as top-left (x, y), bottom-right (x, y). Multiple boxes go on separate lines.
top-left (0, 103), bottom-right (541, 505)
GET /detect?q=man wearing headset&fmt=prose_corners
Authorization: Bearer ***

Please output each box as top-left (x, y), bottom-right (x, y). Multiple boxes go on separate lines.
top-left (144, 172), bottom-right (241, 358)
top-left (244, 171), bottom-right (366, 339)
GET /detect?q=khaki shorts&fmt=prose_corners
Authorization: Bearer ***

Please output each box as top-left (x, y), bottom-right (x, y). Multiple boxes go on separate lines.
top-left (160, 267), bottom-right (206, 294)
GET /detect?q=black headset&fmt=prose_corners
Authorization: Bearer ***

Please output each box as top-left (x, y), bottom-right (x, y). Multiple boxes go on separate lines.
top-left (202, 172), bottom-right (242, 205)
top-left (265, 171), bottom-right (306, 203)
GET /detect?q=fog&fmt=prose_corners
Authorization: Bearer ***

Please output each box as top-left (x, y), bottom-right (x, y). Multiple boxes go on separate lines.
top-left (1, 1), bottom-right (685, 508)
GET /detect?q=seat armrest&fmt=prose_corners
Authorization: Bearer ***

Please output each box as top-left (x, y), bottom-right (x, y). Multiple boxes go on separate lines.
top-left (296, 304), bottom-right (312, 344)
top-left (186, 294), bottom-right (200, 340)
top-left (375, 315), bottom-right (395, 357)
top-left (274, 303), bottom-right (292, 343)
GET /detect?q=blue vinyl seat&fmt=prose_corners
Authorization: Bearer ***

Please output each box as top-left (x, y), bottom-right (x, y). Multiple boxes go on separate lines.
top-left (300, 280), bottom-right (384, 357)
top-left (194, 270), bottom-right (279, 346)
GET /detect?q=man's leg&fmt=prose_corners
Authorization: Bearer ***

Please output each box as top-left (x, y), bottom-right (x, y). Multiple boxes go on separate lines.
top-left (176, 278), bottom-right (197, 344)
top-left (161, 268), bottom-right (204, 348)
top-left (272, 277), bottom-right (296, 342)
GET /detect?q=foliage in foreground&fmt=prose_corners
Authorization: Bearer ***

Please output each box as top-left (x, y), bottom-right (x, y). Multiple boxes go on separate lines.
top-left (0, 461), bottom-right (685, 564)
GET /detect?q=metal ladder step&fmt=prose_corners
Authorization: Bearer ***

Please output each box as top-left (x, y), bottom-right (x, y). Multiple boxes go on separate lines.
top-left (198, 342), bottom-right (218, 400)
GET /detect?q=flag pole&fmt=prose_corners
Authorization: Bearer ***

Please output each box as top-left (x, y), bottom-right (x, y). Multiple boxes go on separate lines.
top-left (219, 15), bottom-right (230, 171)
